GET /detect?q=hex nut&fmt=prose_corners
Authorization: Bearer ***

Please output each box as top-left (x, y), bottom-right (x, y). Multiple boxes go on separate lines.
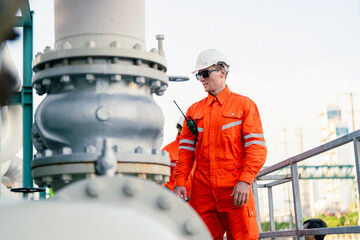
top-left (42, 176), bottom-right (53, 185)
top-left (44, 46), bottom-right (52, 53)
top-left (112, 57), bottom-right (119, 63)
top-left (44, 149), bottom-right (53, 157)
top-left (62, 147), bottom-right (72, 154)
top-left (111, 74), bottom-right (121, 82)
top-left (42, 78), bottom-right (51, 86)
top-left (151, 80), bottom-right (161, 88)
top-left (85, 41), bottom-right (96, 48)
top-left (110, 41), bottom-right (121, 48)
top-left (61, 42), bottom-right (72, 50)
top-left (85, 74), bottom-right (95, 83)
top-left (32, 129), bottom-right (40, 138)
top-left (135, 77), bottom-right (145, 85)
top-left (87, 57), bottom-right (93, 64)
top-left (154, 174), bottom-right (162, 181)
top-left (61, 174), bottom-right (72, 184)
top-left (60, 75), bottom-right (71, 84)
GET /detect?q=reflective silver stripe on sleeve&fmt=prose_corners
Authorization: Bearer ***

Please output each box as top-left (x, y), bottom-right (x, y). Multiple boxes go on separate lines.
top-left (179, 146), bottom-right (195, 151)
top-left (245, 140), bottom-right (266, 148)
top-left (222, 120), bottom-right (242, 130)
top-left (180, 139), bottom-right (195, 145)
top-left (197, 127), bottom-right (203, 132)
top-left (244, 133), bottom-right (264, 139)
top-left (170, 162), bottom-right (176, 167)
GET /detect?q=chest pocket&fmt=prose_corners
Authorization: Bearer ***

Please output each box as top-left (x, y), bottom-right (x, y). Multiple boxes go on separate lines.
top-left (193, 112), bottom-right (204, 133)
top-left (222, 110), bottom-right (242, 134)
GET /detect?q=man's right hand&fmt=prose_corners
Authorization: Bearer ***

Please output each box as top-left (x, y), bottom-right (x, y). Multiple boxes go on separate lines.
top-left (174, 186), bottom-right (187, 200)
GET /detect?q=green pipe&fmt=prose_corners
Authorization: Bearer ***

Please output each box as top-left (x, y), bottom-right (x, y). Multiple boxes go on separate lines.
top-left (22, 13), bottom-right (33, 188)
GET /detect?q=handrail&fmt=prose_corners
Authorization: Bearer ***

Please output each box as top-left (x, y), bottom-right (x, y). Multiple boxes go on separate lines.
top-left (258, 130), bottom-right (360, 177)
top-left (254, 130), bottom-right (360, 239)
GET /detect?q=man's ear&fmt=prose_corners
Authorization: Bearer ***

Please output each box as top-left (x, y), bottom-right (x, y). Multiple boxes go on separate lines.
top-left (220, 68), bottom-right (226, 78)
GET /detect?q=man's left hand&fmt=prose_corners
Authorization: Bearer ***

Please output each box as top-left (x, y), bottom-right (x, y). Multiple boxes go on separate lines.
top-left (230, 181), bottom-right (250, 207)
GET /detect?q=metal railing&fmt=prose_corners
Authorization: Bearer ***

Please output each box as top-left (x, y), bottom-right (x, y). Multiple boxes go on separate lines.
top-left (253, 130), bottom-right (360, 239)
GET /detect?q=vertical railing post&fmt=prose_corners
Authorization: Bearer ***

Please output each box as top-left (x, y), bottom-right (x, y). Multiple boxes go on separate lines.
top-left (22, 12), bottom-right (34, 188)
top-left (268, 186), bottom-right (276, 240)
top-left (253, 179), bottom-right (262, 232)
top-left (353, 137), bottom-right (360, 208)
top-left (290, 162), bottom-right (304, 240)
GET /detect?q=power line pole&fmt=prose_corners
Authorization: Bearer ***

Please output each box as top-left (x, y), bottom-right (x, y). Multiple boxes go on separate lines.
top-left (350, 92), bottom-right (355, 132)
top-left (283, 129), bottom-right (294, 231)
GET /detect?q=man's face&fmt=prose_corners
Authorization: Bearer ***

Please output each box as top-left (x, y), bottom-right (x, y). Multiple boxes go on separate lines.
top-left (198, 66), bottom-right (226, 95)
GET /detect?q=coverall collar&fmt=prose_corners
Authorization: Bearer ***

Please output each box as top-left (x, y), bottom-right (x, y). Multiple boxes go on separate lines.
top-left (206, 85), bottom-right (231, 105)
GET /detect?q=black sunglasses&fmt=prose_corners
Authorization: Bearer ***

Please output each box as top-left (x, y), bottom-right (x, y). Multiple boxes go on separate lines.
top-left (195, 68), bottom-right (221, 80)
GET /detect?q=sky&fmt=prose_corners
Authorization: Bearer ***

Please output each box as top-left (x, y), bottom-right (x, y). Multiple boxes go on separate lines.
top-left (7, 0), bottom-right (360, 166)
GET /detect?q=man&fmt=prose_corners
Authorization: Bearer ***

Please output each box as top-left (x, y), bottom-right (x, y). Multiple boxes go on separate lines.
top-left (174, 49), bottom-right (267, 240)
top-left (163, 116), bottom-right (193, 194)
top-left (303, 219), bottom-right (327, 240)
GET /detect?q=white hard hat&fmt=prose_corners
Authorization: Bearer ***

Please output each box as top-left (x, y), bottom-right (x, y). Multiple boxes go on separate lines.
top-left (176, 115), bottom-right (184, 128)
top-left (192, 49), bottom-right (230, 74)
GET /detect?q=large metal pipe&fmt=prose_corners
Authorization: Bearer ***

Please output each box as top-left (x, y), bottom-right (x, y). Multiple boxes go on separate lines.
top-left (1, 44), bottom-right (22, 176)
top-left (54, 0), bottom-right (145, 49)
top-left (31, 0), bottom-right (169, 191)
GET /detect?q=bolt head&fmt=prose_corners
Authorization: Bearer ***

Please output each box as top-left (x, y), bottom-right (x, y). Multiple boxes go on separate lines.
top-left (123, 182), bottom-right (136, 197)
top-left (157, 195), bottom-right (171, 210)
top-left (85, 145), bottom-right (97, 153)
top-left (86, 182), bottom-right (99, 198)
top-left (96, 107), bottom-right (111, 121)
top-left (183, 220), bottom-right (199, 235)
top-left (134, 147), bottom-right (143, 154)
top-left (133, 43), bottom-right (141, 50)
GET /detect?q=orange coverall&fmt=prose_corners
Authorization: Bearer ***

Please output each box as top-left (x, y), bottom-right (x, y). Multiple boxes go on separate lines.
top-left (163, 134), bottom-right (192, 193)
top-left (174, 86), bottom-right (267, 240)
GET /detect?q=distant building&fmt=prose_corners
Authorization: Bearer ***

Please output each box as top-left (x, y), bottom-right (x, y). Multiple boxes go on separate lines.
top-left (309, 105), bottom-right (354, 215)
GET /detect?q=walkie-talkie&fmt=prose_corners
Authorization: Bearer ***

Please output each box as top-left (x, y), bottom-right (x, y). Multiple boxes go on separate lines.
top-left (173, 101), bottom-right (198, 136)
